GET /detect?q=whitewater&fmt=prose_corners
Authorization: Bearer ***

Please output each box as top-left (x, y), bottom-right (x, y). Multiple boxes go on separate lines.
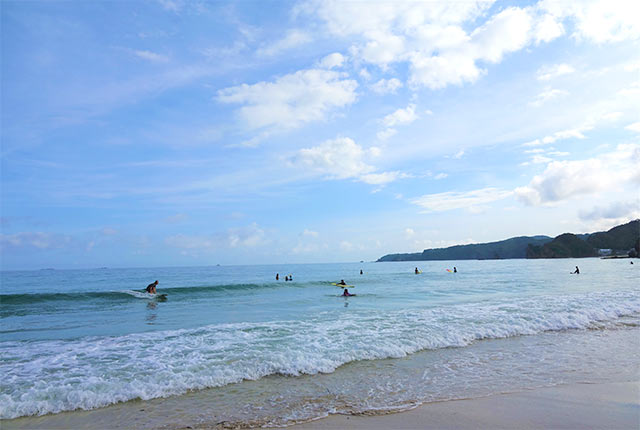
top-left (1, 258), bottom-right (638, 427)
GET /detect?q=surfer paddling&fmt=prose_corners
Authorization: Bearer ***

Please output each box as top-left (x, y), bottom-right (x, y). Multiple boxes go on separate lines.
top-left (146, 280), bottom-right (158, 294)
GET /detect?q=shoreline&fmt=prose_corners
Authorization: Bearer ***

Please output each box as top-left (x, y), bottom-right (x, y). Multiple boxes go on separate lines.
top-left (4, 380), bottom-right (637, 429)
top-left (290, 380), bottom-right (639, 430)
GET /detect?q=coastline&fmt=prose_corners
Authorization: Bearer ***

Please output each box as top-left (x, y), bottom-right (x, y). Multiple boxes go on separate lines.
top-left (291, 381), bottom-right (639, 430)
top-left (4, 380), bottom-right (636, 429)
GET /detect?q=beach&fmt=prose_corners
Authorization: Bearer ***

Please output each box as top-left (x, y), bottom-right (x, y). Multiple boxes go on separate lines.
top-left (4, 380), bottom-right (638, 429)
top-left (293, 381), bottom-right (639, 430)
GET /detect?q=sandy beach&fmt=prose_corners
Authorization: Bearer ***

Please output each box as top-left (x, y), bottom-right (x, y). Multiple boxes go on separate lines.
top-left (4, 380), bottom-right (637, 429)
top-left (291, 381), bottom-right (639, 430)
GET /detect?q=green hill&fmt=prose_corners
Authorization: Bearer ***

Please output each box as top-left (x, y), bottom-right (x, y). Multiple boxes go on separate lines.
top-left (586, 220), bottom-right (639, 250)
top-left (526, 233), bottom-right (599, 258)
top-left (377, 236), bottom-right (551, 262)
top-left (377, 219), bottom-right (639, 262)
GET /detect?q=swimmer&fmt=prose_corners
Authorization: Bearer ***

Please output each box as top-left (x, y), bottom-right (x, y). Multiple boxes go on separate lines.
top-left (146, 280), bottom-right (158, 294)
top-left (342, 288), bottom-right (355, 297)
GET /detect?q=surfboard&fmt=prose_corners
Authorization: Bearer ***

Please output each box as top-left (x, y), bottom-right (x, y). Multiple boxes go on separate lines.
top-left (332, 283), bottom-right (354, 288)
top-left (446, 269), bottom-right (452, 273)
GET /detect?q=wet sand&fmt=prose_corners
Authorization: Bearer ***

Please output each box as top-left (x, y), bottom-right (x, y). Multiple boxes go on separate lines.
top-left (3, 381), bottom-right (637, 429)
top-left (291, 381), bottom-right (639, 430)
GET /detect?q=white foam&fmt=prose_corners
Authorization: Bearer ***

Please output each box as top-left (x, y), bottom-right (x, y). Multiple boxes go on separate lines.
top-left (120, 290), bottom-right (154, 299)
top-left (1, 289), bottom-right (639, 419)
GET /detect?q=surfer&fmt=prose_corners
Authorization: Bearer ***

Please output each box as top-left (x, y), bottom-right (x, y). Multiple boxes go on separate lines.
top-left (415, 267), bottom-right (420, 274)
top-left (360, 269), bottom-right (363, 275)
top-left (146, 280), bottom-right (158, 294)
top-left (454, 267), bottom-right (457, 273)
top-left (342, 288), bottom-right (355, 297)
top-left (572, 266), bottom-right (580, 274)
top-left (276, 273), bottom-right (279, 281)
top-left (337, 279), bottom-right (346, 285)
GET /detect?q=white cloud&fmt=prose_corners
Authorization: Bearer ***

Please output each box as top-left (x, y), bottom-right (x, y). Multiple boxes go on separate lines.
top-left (434, 173), bottom-right (448, 180)
top-left (297, 137), bottom-right (373, 179)
top-left (360, 171), bottom-right (406, 185)
top-left (257, 29), bottom-right (312, 57)
top-left (382, 103), bottom-right (418, 127)
top-left (164, 223), bottom-right (267, 250)
top-left (471, 7), bottom-right (533, 64)
top-left (377, 128), bottom-right (397, 140)
top-left (229, 223), bottom-right (266, 248)
top-left (531, 154), bottom-right (553, 164)
top-left (409, 52), bottom-right (484, 90)
top-left (625, 122), bottom-right (640, 132)
top-left (134, 50), bottom-right (169, 63)
top-left (165, 234), bottom-right (216, 249)
top-left (339, 240), bottom-right (354, 251)
top-left (529, 88), bottom-right (569, 107)
top-left (296, 136), bottom-right (403, 185)
top-left (411, 187), bottom-right (513, 212)
top-left (164, 213), bottom-right (188, 223)
top-left (217, 69), bottom-right (357, 131)
top-left (515, 144), bottom-right (640, 206)
top-left (579, 200), bottom-right (640, 222)
top-left (0, 232), bottom-right (73, 250)
top-left (378, 103), bottom-right (418, 141)
top-left (371, 78), bottom-right (403, 94)
top-left (302, 229), bottom-right (319, 237)
top-left (305, 0), bottom-right (640, 92)
top-left (359, 68), bottom-right (372, 80)
top-left (533, 12), bottom-right (565, 43)
top-left (523, 125), bottom-right (591, 146)
top-left (453, 149), bottom-right (465, 159)
top-left (157, 0), bottom-right (183, 12)
top-left (539, 0), bottom-right (640, 43)
top-left (536, 63), bottom-right (575, 81)
top-left (409, 6), bottom-right (534, 88)
top-left (319, 52), bottom-right (346, 69)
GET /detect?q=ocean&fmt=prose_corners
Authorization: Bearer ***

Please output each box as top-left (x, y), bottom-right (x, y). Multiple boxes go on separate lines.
top-left (1, 258), bottom-right (639, 428)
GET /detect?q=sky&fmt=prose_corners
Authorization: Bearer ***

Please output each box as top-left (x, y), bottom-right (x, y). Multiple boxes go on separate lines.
top-left (1, 0), bottom-right (639, 270)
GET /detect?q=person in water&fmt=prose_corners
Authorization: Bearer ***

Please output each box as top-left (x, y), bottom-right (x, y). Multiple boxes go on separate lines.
top-left (337, 279), bottom-right (346, 285)
top-left (342, 288), bottom-right (354, 297)
top-left (276, 273), bottom-right (279, 281)
top-left (415, 267), bottom-right (420, 274)
top-left (146, 280), bottom-right (158, 294)
top-left (453, 267), bottom-right (457, 273)
top-left (572, 266), bottom-right (580, 274)
top-left (360, 269), bottom-right (363, 275)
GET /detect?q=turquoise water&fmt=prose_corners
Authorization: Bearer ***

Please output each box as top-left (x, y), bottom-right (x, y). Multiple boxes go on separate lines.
top-left (1, 258), bottom-right (639, 425)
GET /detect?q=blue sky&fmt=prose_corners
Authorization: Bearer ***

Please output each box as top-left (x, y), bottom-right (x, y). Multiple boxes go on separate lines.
top-left (1, 0), bottom-right (639, 269)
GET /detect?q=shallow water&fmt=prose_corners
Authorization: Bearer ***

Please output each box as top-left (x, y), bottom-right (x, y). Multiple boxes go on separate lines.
top-left (1, 258), bottom-right (639, 425)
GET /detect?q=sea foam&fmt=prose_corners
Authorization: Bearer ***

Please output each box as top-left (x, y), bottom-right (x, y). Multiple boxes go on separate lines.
top-left (1, 289), bottom-right (639, 419)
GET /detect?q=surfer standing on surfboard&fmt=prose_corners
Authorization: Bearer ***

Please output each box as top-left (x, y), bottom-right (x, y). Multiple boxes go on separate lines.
top-left (146, 280), bottom-right (158, 293)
